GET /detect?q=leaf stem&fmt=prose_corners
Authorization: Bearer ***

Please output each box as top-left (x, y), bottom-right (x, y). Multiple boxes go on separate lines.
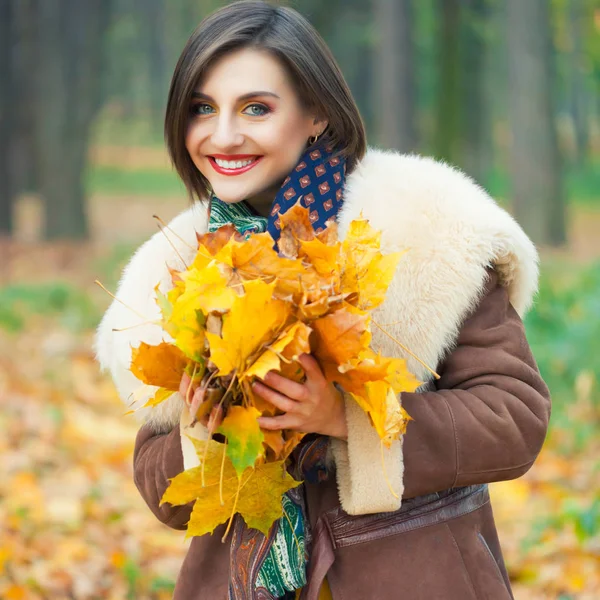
top-left (155, 221), bottom-right (190, 269)
top-left (222, 477), bottom-right (241, 542)
top-left (152, 214), bottom-right (196, 251)
top-left (220, 440), bottom-right (227, 506)
top-left (111, 321), bottom-right (161, 332)
top-left (94, 280), bottom-right (150, 323)
top-left (371, 319), bottom-right (440, 379)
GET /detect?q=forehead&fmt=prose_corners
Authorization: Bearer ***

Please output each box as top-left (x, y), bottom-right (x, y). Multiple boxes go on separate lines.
top-left (198, 48), bottom-right (293, 97)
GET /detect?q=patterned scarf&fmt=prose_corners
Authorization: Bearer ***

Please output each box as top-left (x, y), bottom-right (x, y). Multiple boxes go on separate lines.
top-left (209, 143), bottom-right (347, 243)
top-left (208, 144), bottom-right (346, 599)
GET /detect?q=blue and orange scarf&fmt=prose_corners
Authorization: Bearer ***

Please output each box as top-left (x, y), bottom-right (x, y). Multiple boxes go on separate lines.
top-left (209, 143), bottom-right (347, 242)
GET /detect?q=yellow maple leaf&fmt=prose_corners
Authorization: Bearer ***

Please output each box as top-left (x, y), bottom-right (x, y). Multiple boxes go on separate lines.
top-left (244, 321), bottom-right (311, 381)
top-left (130, 342), bottom-right (187, 390)
top-left (168, 298), bottom-right (206, 362)
top-left (206, 280), bottom-right (291, 376)
top-left (212, 232), bottom-right (315, 302)
top-left (340, 217), bottom-right (405, 310)
top-left (196, 223), bottom-right (241, 255)
top-left (277, 203), bottom-right (316, 258)
top-left (311, 305), bottom-right (372, 383)
top-left (162, 439), bottom-right (300, 538)
top-left (177, 262), bottom-right (237, 314)
top-left (299, 237), bottom-right (341, 280)
top-left (141, 387), bottom-right (175, 409)
top-left (216, 406), bottom-right (265, 476)
top-left (385, 356), bottom-right (422, 394)
top-left (352, 381), bottom-right (410, 447)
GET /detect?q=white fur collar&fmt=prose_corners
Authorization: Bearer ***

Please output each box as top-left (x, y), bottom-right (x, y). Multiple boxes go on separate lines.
top-left (94, 148), bottom-right (538, 511)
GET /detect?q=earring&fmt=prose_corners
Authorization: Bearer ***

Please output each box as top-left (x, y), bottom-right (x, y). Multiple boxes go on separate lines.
top-left (309, 131), bottom-right (322, 145)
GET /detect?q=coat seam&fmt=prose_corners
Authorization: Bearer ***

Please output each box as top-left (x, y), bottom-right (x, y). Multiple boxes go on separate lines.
top-left (445, 523), bottom-right (478, 600)
top-left (462, 459), bottom-right (535, 475)
top-left (443, 393), bottom-right (460, 489)
top-left (332, 492), bottom-right (490, 548)
top-left (477, 532), bottom-right (508, 590)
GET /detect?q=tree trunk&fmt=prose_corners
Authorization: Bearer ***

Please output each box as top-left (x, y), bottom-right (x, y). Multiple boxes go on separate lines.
top-left (33, 0), bottom-right (112, 240)
top-left (140, 0), bottom-right (168, 129)
top-left (461, 0), bottom-right (490, 184)
top-left (567, 0), bottom-right (589, 165)
top-left (373, 0), bottom-right (417, 152)
top-left (0, 0), bottom-right (15, 235)
top-left (434, 0), bottom-right (461, 163)
top-left (507, 0), bottom-right (566, 246)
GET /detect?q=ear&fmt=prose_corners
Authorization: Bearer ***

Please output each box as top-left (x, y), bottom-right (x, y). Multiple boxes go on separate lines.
top-left (312, 117), bottom-right (329, 136)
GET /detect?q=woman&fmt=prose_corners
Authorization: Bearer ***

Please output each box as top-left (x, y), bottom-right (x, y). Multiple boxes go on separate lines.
top-left (95, 1), bottom-right (550, 598)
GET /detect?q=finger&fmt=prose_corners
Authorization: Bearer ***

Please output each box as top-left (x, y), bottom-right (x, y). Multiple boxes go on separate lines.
top-left (189, 386), bottom-right (206, 419)
top-left (262, 371), bottom-right (307, 402)
top-left (257, 414), bottom-right (300, 431)
top-left (207, 405), bottom-right (224, 432)
top-left (298, 353), bottom-right (325, 382)
top-left (252, 381), bottom-right (300, 414)
top-left (179, 372), bottom-right (194, 404)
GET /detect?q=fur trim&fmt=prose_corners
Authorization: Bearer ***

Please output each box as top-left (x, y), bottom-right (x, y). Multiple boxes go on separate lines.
top-left (330, 149), bottom-right (539, 514)
top-left (94, 148), bottom-right (539, 514)
top-left (333, 390), bottom-right (404, 514)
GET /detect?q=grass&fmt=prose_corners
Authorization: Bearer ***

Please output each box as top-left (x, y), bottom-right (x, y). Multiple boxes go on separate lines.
top-left (87, 165), bottom-right (185, 198)
top-left (0, 282), bottom-right (101, 333)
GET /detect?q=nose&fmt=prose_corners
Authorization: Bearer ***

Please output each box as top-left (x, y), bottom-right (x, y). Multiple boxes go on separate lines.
top-left (210, 114), bottom-right (244, 150)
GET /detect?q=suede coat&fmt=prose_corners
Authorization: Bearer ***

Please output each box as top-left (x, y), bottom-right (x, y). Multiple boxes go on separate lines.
top-left (95, 149), bottom-right (551, 599)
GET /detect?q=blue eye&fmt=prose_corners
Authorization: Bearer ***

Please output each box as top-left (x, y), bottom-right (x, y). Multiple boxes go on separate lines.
top-left (190, 103), bottom-right (214, 116)
top-left (243, 103), bottom-right (270, 117)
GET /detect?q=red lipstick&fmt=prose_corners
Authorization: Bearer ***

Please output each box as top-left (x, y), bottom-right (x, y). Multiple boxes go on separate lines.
top-left (208, 155), bottom-right (263, 176)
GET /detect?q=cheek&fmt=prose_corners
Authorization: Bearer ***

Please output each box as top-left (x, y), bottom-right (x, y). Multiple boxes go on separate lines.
top-left (185, 122), bottom-right (205, 156)
top-left (260, 114), bottom-right (310, 148)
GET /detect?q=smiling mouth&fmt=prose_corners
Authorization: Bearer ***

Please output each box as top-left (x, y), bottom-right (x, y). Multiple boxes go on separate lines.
top-left (208, 156), bottom-right (263, 176)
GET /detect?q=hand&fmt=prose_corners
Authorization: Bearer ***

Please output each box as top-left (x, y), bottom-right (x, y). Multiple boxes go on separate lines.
top-left (253, 354), bottom-right (348, 440)
top-left (179, 372), bottom-right (223, 431)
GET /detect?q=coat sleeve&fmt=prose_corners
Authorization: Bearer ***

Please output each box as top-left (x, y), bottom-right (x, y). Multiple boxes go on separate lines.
top-left (400, 270), bottom-right (551, 499)
top-left (330, 270), bottom-right (551, 514)
top-left (132, 423), bottom-right (194, 530)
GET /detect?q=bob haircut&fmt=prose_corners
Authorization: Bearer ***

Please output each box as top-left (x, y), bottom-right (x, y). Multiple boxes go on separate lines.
top-left (164, 0), bottom-right (367, 202)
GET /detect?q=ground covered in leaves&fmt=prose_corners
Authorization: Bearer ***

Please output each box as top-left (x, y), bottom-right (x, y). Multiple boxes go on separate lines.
top-left (1, 199), bottom-right (599, 598)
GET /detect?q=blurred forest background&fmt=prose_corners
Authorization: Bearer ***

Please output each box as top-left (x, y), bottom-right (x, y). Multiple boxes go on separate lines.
top-left (0, 0), bottom-right (599, 598)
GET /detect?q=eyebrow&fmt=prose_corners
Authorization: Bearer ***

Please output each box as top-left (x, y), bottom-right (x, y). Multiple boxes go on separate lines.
top-left (191, 91), bottom-right (281, 103)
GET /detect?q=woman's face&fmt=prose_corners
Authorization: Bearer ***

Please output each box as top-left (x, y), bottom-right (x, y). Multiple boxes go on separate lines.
top-left (185, 47), bottom-right (326, 209)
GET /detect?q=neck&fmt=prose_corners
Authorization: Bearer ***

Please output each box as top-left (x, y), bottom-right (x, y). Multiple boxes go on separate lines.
top-left (245, 180), bottom-right (283, 217)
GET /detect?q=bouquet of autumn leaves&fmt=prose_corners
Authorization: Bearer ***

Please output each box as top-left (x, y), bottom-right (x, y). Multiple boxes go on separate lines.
top-left (127, 203), bottom-right (422, 541)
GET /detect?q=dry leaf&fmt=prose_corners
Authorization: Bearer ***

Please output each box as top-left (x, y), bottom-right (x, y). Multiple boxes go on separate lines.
top-left (130, 342), bottom-right (187, 390)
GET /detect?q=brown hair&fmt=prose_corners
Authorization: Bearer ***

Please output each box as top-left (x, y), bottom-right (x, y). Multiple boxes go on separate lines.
top-left (164, 0), bottom-right (367, 202)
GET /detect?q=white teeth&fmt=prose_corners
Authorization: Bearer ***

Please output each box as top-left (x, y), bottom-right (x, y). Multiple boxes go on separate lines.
top-left (214, 157), bottom-right (256, 169)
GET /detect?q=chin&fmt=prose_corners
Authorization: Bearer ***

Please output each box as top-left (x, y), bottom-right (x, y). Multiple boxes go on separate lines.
top-left (208, 187), bottom-right (247, 204)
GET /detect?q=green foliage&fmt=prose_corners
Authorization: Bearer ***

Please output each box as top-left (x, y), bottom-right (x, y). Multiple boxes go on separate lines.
top-left (0, 283), bottom-right (100, 333)
top-left (121, 557), bottom-right (141, 600)
top-left (486, 160), bottom-right (600, 206)
top-left (149, 577), bottom-right (176, 593)
top-left (523, 496), bottom-right (600, 552)
top-left (88, 165), bottom-right (185, 197)
top-left (525, 261), bottom-right (600, 450)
